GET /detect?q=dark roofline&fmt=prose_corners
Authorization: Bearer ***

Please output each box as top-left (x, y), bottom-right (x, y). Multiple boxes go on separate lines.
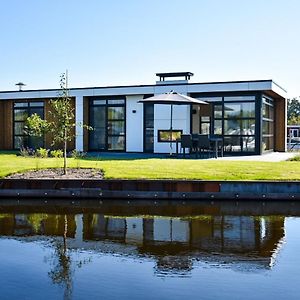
top-left (0, 79), bottom-right (286, 94)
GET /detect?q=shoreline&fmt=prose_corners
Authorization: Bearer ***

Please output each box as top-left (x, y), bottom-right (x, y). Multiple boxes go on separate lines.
top-left (0, 178), bottom-right (300, 200)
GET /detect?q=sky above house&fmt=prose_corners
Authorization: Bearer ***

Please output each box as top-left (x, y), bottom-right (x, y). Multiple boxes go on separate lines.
top-left (0, 0), bottom-right (299, 97)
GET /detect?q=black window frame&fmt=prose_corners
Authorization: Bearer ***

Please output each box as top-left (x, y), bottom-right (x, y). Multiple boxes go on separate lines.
top-left (13, 100), bottom-right (45, 150)
top-left (88, 96), bottom-right (126, 152)
top-left (190, 91), bottom-right (261, 155)
top-left (143, 99), bottom-right (154, 153)
top-left (261, 95), bottom-right (274, 152)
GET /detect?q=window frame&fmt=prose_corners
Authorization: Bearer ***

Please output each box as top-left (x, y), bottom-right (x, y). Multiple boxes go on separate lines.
top-left (13, 100), bottom-right (45, 149)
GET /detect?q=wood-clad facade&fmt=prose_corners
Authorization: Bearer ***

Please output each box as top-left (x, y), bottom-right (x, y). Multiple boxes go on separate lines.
top-left (44, 98), bottom-right (76, 150)
top-left (0, 100), bottom-right (13, 150)
top-left (0, 98), bottom-right (75, 151)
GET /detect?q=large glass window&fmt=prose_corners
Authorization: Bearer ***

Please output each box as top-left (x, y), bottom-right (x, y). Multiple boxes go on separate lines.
top-left (89, 98), bottom-right (125, 151)
top-left (13, 101), bottom-right (44, 149)
top-left (222, 96), bottom-right (256, 152)
top-left (196, 95), bottom-right (256, 153)
top-left (262, 96), bottom-right (274, 151)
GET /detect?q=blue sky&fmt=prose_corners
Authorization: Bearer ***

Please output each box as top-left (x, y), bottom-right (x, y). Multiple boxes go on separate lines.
top-left (0, 0), bottom-right (299, 97)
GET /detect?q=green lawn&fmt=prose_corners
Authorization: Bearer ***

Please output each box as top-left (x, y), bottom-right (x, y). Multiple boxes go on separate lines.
top-left (0, 153), bottom-right (300, 180)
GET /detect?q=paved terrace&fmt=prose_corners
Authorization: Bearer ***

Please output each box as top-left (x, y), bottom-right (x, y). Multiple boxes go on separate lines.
top-left (216, 152), bottom-right (298, 162)
top-left (87, 152), bottom-right (298, 162)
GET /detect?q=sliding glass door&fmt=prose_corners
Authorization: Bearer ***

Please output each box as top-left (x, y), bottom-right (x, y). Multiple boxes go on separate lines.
top-left (89, 98), bottom-right (125, 151)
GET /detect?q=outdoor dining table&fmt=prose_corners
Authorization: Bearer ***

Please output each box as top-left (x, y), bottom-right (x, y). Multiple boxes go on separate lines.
top-left (175, 135), bottom-right (223, 158)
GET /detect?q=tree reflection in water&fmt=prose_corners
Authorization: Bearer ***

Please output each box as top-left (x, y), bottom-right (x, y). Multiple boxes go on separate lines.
top-left (48, 215), bottom-right (73, 300)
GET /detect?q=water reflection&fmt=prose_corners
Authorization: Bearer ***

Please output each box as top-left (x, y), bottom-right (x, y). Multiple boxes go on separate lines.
top-left (0, 201), bottom-right (298, 300)
top-left (0, 202), bottom-right (286, 275)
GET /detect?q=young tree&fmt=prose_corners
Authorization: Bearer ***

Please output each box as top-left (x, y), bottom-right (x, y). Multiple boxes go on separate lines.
top-left (25, 72), bottom-right (89, 174)
top-left (287, 97), bottom-right (300, 125)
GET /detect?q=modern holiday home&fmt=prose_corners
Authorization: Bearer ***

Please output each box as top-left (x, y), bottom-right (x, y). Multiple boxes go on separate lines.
top-left (0, 72), bottom-right (287, 155)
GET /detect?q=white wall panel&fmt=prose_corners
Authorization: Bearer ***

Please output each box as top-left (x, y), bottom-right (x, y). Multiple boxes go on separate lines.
top-left (154, 104), bottom-right (190, 154)
top-left (75, 96), bottom-right (84, 151)
top-left (126, 95), bottom-right (144, 152)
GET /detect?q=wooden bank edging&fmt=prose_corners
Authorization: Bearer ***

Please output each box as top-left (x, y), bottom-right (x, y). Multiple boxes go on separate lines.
top-left (0, 179), bottom-right (300, 200)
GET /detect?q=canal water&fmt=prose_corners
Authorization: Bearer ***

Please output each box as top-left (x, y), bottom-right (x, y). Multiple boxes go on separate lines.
top-left (0, 200), bottom-right (299, 300)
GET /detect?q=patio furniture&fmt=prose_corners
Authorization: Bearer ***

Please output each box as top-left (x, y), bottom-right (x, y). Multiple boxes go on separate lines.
top-left (180, 134), bottom-right (194, 158)
top-left (197, 134), bottom-right (214, 158)
top-left (209, 135), bottom-right (224, 158)
top-left (138, 92), bottom-right (207, 154)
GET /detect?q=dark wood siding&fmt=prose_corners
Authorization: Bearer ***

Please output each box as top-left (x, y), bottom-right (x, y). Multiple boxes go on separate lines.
top-left (274, 98), bottom-right (287, 152)
top-left (0, 101), bottom-right (13, 150)
top-left (44, 98), bottom-right (76, 150)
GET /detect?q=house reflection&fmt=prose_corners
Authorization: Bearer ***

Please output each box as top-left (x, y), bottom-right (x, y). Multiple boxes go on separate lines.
top-left (83, 214), bottom-right (285, 274)
top-left (0, 212), bottom-right (285, 275)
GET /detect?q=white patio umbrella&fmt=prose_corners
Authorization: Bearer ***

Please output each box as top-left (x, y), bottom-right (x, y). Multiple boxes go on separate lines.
top-left (139, 91), bottom-right (208, 154)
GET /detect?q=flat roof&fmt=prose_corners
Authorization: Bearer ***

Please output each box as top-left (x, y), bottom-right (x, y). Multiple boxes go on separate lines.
top-left (0, 79), bottom-right (286, 94)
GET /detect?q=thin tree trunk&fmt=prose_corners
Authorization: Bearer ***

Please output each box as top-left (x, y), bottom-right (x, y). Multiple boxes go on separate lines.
top-left (63, 128), bottom-right (67, 175)
top-left (63, 214), bottom-right (68, 253)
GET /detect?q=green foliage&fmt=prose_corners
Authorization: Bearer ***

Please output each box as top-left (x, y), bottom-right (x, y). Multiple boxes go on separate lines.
top-left (25, 73), bottom-right (76, 147)
top-left (289, 154), bottom-right (300, 161)
top-left (50, 149), bottom-right (63, 158)
top-left (48, 73), bottom-right (75, 146)
top-left (24, 113), bottom-right (50, 137)
top-left (70, 150), bottom-right (86, 159)
top-left (36, 148), bottom-right (49, 158)
top-left (288, 115), bottom-right (300, 125)
top-left (25, 72), bottom-right (91, 174)
top-left (288, 97), bottom-right (300, 125)
top-left (27, 214), bottom-right (48, 232)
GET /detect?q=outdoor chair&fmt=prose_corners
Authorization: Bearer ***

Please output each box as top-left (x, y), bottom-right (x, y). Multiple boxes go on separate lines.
top-left (191, 134), bottom-right (200, 152)
top-left (180, 134), bottom-right (193, 158)
top-left (210, 134), bottom-right (224, 157)
top-left (197, 134), bottom-right (214, 158)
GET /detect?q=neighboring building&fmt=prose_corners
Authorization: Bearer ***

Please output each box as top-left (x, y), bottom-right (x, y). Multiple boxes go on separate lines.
top-left (0, 72), bottom-right (287, 155)
top-left (287, 124), bottom-right (300, 138)
top-left (287, 124), bottom-right (300, 150)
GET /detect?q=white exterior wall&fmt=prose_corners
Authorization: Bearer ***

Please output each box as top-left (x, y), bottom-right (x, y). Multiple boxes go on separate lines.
top-left (153, 83), bottom-right (190, 154)
top-left (75, 95), bottom-right (84, 151)
top-left (126, 95), bottom-right (144, 152)
top-left (154, 105), bottom-right (190, 154)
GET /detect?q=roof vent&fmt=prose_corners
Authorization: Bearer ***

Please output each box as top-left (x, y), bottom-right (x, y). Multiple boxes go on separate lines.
top-left (15, 82), bottom-right (26, 91)
top-left (155, 72), bottom-right (193, 85)
top-left (156, 72), bottom-right (194, 81)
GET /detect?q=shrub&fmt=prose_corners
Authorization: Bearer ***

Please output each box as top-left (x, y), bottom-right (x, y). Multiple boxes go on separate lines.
top-left (50, 149), bottom-right (63, 158)
top-left (36, 148), bottom-right (49, 158)
top-left (70, 150), bottom-right (87, 159)
top-left (19, 146), bottom-right (35, 157)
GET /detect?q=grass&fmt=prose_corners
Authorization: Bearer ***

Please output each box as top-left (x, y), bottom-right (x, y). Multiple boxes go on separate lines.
top-left (0, 153), bottom-right (300, 180)
top-left (289, 154), bottom-right (300, 161)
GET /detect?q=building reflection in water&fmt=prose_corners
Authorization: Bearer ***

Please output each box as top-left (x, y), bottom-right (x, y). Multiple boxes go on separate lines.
top-left (0, 209), bottom-right (285, 276)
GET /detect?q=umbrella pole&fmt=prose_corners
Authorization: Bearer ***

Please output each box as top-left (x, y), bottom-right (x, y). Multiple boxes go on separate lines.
top-left (170, 104), bottom-right (173, 155)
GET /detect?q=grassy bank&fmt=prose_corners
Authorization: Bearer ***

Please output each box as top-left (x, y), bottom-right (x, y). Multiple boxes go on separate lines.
top-left (0, 153), bottom-right (300, 180)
